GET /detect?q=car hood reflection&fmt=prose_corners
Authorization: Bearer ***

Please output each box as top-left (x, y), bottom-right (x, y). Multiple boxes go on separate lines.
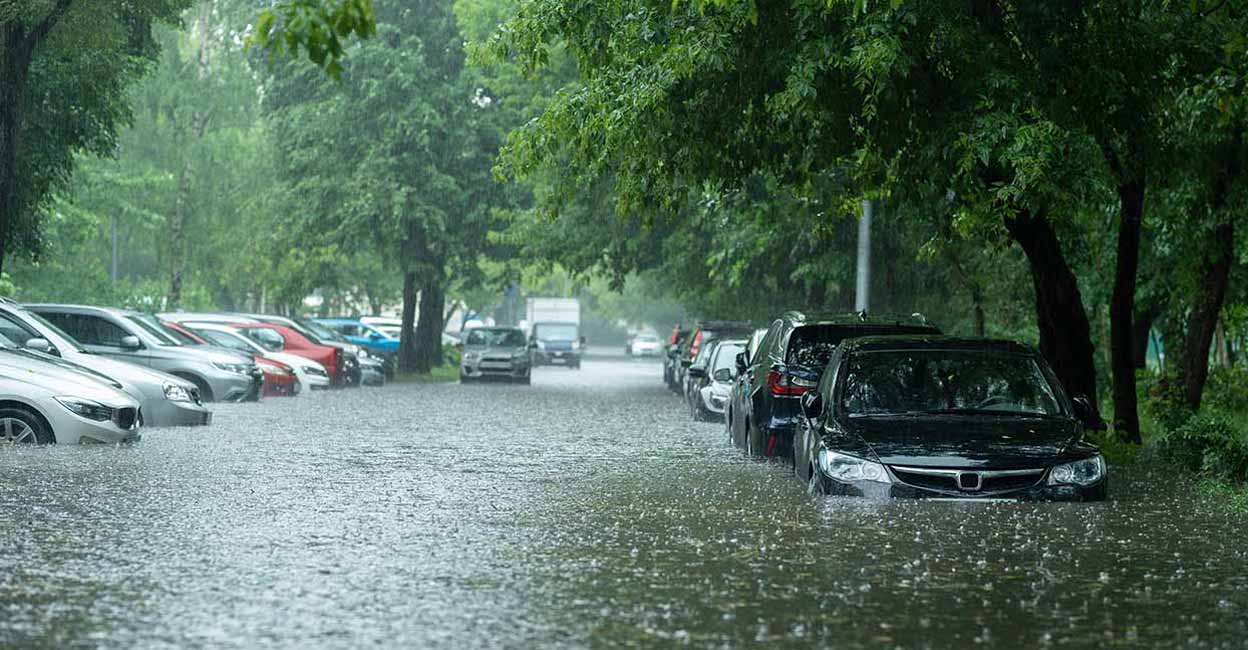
top-left (845, 416), bottom-right (1082, 469)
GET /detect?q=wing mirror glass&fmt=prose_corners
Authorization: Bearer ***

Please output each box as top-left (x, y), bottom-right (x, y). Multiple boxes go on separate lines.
top-left (712, 368), bottom-right (733, 383)
top-left (801, 391), bottom-right (825, 419)
top-left (734, 352), bottom-right (747, 374)
top-left (1071, 396), bottom-right (1107, 431)
top-left (120, 335), bottom-right (142, 350)
top-left (687, 366), bottom-right (707, 379)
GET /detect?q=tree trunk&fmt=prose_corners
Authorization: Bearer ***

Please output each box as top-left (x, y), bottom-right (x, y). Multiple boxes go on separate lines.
top-left (1004, 208), bottom-right (1100, 415)
top-left (1109, 180), bottom-right (1145, 443)
top-left (1132, 304), bottom-right (1160, 369)
top-left (398, 270), bottom-right (419, 373)
top-left (166, 0), bottom-right (214, 307)
top-left (414, 278), bottom-right (445, 372)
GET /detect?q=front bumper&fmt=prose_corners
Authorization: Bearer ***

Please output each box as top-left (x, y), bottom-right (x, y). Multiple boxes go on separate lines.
top-left (141, 398), bottom-right (212, 427)
top-left (44, 404), bottom-right (143, 445)
top-left (534, 350), bottom-right (579, 366)
top-left (819, 473), bottom-right (1108, 501)
top-left (205, 369), bottom-right (262, 403)
top-left (462, 359), bottom-right (530, 380)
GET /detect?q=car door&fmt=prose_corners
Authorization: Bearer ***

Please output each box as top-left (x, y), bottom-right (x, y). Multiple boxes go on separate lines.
top-left (740, 320), bottom-right (783, 431)
top-left (51, 312), bottom-right (148, 366)
top-left (795, 348), bottom-right (843, 482)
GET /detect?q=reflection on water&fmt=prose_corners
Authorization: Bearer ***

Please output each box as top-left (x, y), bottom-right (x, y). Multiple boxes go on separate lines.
top-left (1, 357), bottom-right (1244, 649)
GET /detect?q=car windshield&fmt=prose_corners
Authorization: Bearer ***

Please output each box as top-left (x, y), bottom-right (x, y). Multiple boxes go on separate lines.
top-left (26, 311), bottom-right (88, 353)
top-left (378, 326), bottom-right (401, 338)
top-left (293, 320), bottom-right (333, 344)
top-left (465, 328), bottom-right (526, 347)
top-left (534, 323), bottom-right (577, 341)
top-left (198, 329), bottom-right (257, 353)
top-left (162, 324), bottom-right (201, 345)
top-left (126, 314), bottom-right (181, 346)
top-left (841, 350), bottom-right (1062, 418)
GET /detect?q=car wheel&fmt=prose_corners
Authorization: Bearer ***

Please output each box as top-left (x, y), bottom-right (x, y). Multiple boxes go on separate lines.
top-left (0, 407), bottom-right (53, 445)
top-left (807, 466), bottom-right (828, 496)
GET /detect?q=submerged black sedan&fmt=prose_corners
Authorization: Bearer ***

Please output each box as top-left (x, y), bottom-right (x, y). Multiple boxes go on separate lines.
top-left (794, 337), bottom-right (1107, 501)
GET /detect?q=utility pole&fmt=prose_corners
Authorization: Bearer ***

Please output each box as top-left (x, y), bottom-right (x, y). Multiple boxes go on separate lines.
top-left (854, 199), bottom-right (872, 312)
top-left (110, 213), bottom-right (119, 284)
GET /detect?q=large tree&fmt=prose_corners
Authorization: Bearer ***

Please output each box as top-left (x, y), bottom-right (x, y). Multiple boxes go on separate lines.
top-left (0, 0), bottom-right (191, 275)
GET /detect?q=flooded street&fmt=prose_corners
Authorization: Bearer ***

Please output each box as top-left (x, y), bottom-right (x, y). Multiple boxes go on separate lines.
top-left (3, 353), bottom-right (1247, 649)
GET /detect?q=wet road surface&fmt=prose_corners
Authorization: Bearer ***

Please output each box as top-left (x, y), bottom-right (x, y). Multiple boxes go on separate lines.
top-left (2, 353), bottom-right (1247, 649)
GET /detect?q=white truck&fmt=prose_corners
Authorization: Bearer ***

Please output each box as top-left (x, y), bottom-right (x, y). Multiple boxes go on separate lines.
top-left (525, 297), bottom-right (583, 368)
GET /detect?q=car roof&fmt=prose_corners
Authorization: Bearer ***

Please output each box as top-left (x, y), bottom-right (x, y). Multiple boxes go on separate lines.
top-left (782, 310), bottom-right (936, 328)
top-left (839, 335), bottom-right (1038, 355)
top-left (26, 303), bottom-right (138, 317)
top-left (694, 320), bottom-right (753, 332)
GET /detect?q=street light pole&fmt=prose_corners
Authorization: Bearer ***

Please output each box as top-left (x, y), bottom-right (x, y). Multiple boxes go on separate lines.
top-left (855, 199), bottom-right (872, 312)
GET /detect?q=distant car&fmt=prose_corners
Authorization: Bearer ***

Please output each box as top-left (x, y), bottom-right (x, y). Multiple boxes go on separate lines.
top-left (313, 318), bottom-right (399, 364)
top-left (0, 334), bottom-right (142, 444)
top-left (677, 321), bottom-right (753, 393)
top-left (459, 327), bottom-right (532, 384)
top-left (529, 321), bottom-right (583, 369)
top-left (626, 333), bottom-right (662, 357)
top-left (178, 322), bottom-right (330, 391)
top-left (232, 323), bottom-right (349, 387)
top-left (0, 300), bottom-right (211, 427)
top-left (687, 339), bottom-right (746, 422)
top-left (794, 336), bottom-right (1107, 501)
top-left (29, 304), bottom-right (262, 403)
top-left (293, 318), bottom-right (381, 386)
top-left (664, 326), bottom-right (691, 391)
top-left (729, 311), bottom-right (940, 461)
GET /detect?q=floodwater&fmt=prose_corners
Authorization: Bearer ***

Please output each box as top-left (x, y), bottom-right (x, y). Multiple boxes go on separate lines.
top-left (2, 353), bottom-right (1246, 649)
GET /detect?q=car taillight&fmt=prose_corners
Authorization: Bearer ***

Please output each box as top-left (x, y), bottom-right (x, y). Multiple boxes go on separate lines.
top-left (767, 369), bottom-right (812, 397)
top-left (689, 331), bottom-right (703, 359)
top-left (669, 328), bottom-right (680, 345)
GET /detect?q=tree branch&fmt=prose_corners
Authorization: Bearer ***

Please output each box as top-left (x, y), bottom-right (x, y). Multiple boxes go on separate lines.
top-left (21, 0), bottom-right (73, 56)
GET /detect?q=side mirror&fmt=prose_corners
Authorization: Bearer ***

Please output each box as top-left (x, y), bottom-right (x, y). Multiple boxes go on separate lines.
top-left (713, 368), bottom-right (733, 383)
top-left (1071, 396), bottom-right (1107, 431)
top-left (25, 337), bottom-right (53, 355)
top-left (120, 335), bottom-right (142, 350)
top-left (369, 332), bottom-right (383, 341)
top-left (801, 391), bottom-right (825, 419)
top-left (578, 336), bottom-right (587, 346)
top-left (687, 366), bottom-right (707, 379)
top-left (734, 352), bottom-right (747, 375)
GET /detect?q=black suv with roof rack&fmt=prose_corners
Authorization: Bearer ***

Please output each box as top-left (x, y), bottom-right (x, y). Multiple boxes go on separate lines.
top-left (727, 311), bottom-right (940, 461)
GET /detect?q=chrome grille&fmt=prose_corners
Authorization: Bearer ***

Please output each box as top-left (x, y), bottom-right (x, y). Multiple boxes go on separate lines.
top-left (890, 466), bottom-right (1045, 495)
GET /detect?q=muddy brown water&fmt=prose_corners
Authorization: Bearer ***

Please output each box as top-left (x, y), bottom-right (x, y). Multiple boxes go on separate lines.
top-left (2, 355), bottom-right (1245, 649)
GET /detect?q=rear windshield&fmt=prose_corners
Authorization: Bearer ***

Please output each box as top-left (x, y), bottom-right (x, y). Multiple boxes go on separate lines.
top-left (785, 325), bottom-right (934, 368)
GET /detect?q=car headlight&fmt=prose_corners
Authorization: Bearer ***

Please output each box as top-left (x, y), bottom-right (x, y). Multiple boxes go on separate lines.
top-left (1047, 455), bottom-right (1106, 486)
top-left (818, 450), bottom-right (892, 484)
top-left (463, 352), bottom-right (481, 362)
top-left (303, 366), bottom-right (328, 377)
top-left (212, 362), bottom-right (250, 375)
top-left (54, 397), bottom-right (113, 421)
top-left (534, 340), bottom-right (546, 350)
top-left (162, 383), bottom-right (192, 402)
top-left (571, 339), bottom-right (581, 350)
top-left (511, 351), bottom-right (529, 361)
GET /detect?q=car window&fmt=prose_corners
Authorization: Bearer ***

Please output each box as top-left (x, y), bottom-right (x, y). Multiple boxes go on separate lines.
top-left (242, 328), bottom-right (286, 352)
top-left (126, 314), bottom-right (181, 346)
top-left (200, 330), bottom-right (254, 352)
top-left (712, 343), bottom-right (744, 372)
top-left (840, 350), bottom-right (1062, 417)
top-left (754, 320), bottom-right (783, 365)
top-left (50, 314), bottom-right (132, 348)
top-left (26, 311), bottom-right (88, 353)
top-left (692, 340), bottom-right (717, 368)
top-left (0, 314), bottom-right (36, 347)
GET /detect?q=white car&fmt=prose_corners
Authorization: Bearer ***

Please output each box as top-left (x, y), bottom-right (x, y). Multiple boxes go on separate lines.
top-left (0, 338), bottom-right (142, 444)
top-left (627, 334), bottom-right (662, 357)
top-left (181, 322), bottom-right (331, 390)
top-left (0, 301), bottom-right (211, 427)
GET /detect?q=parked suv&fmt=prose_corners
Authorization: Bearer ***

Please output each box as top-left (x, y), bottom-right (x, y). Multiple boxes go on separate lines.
top-left (28, 305), bottom-right (263, 403)
top-left (728, 311), bottom-right (940, 460)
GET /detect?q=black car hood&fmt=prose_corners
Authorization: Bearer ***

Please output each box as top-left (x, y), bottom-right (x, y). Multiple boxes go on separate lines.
top-left (843, 416), bottom-right (1083, 470)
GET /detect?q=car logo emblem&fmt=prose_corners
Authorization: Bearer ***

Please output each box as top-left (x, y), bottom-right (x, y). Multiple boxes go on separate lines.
top-left (956, 471), bottom-right (983, 492)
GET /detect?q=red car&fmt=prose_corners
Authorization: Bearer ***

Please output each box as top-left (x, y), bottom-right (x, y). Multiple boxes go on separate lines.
top-left (161, 320), bottom-right (299, 398)
top-left (232, 323), bottom-right (345, 385)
